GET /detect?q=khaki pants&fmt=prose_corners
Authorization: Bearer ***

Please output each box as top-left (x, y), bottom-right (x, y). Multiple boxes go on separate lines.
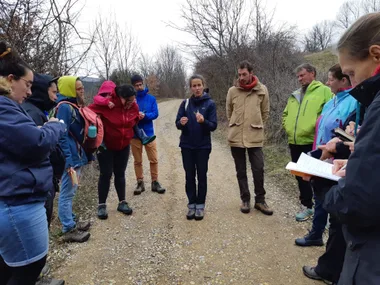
top-left (131, 139), bottom-right (158, 182)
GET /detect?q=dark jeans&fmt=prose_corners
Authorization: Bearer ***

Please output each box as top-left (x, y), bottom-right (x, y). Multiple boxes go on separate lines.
top-left (289, 144), bottom-right (313, 208)
top-left (133, 125), bottom-right (147, 140)
top-left (0, 255), bottom-right (47, 285)
top-left (181, 148), bottom-right (211, 207)
top-left (97, 146), bottom-right (130, 204)
top-left (311, 195), bottom-right (328, 238)
top-left (231, 147), bottom-right (266, 203)
top-left (315, 215), bottom-right (346, 283)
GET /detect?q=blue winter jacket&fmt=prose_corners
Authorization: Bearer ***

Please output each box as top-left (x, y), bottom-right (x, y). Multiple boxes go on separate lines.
top-left (0, 95), bottom-right (65, 205)
top-left (56, 94), bottom-right (88, 169)
top-left (135, 88), bottom-right (158, 137)
top-left (316, 89), bottom-right (357, 146)
top-left (175, 93), bottom-right (217, 149)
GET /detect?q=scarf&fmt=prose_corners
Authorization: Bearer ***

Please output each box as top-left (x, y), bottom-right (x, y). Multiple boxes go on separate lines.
top-left (239, 75), bottom-right (258, 91)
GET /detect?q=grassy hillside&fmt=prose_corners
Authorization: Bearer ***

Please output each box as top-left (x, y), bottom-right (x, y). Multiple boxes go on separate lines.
top-left (304, 50), bottom-right (338, 78)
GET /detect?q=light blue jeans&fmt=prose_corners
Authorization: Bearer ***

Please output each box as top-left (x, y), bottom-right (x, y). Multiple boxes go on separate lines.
top-left (58, 168), bottom-right (81, 233)
top-left (0, 200), bottom-right (48, 266)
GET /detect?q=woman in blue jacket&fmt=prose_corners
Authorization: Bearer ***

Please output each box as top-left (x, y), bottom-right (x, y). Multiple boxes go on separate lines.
top-left (0, 42), bottom-right (65, 285)
top-left (175, 75), bottom-right (217, 220)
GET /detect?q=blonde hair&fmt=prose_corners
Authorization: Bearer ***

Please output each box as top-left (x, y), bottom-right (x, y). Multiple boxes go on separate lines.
top-left (338, 13), bottom-right (380, 60)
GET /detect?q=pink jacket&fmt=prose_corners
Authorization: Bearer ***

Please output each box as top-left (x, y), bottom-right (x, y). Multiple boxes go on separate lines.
top-left (93, 80), bottom-right (116, 106)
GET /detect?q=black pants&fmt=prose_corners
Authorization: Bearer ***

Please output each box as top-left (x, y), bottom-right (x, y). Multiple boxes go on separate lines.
top-left (181, 148), bottom-right (211, 206)
top-left (231, 147), bottom-right (266, 203)
top-left (0, 255), bottom-right (46, 285)
top-left (97, 146), bottom-right (130, 204)
top-left (315, 215), bottom-right (346, 283)
top-left (289, 144), bottom-right (313, 208)
top-left (45, 178), bottom-right (59, 228)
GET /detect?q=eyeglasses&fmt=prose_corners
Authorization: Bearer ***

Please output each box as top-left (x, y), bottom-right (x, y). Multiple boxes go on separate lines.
top-left (19, 77), bottom-right (33, 89)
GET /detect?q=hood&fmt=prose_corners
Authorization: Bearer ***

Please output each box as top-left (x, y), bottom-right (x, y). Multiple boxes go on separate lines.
top-left (292, 80), bottom-right (324, 96)
top-left (191, 90), bottom-right (211, 103)
top-left (26, 73), bottom-right (56, 111)
top-left (57, 93), bottom-right (78, 104)
top-left (97, 80), bottom-right (116, 96)
top-left (0, 77), bottom-right (11, 97)
top-left (136, 87), bottom-right (149, 97)
top-left (58, 76), bottom-right (78, 98)
top-left (349, 73), bottom-right (380, 108)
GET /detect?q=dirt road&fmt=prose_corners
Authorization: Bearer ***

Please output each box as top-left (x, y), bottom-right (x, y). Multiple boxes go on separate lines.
top-left (55, 99), bottom-right (324, 285)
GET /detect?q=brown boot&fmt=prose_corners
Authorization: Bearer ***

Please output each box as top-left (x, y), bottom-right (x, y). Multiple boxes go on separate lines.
top-left (62, 228), bottom-right (90, 243)
top-left (254, 202), bottom-right (273, 215)
top-left (240, 201), bottom-right (251, 214)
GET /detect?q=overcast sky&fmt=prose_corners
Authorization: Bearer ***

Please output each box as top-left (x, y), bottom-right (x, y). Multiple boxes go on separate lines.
top-left (77, 0), bottom-right (347, 74)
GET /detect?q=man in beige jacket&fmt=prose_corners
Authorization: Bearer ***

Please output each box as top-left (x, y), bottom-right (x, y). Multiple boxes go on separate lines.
top-left (226, 60), bottom-right (273, 215)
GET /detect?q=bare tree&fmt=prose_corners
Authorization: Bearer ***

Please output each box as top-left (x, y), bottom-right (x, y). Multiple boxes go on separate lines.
top-left (0, 0), bottom-right (95, 75)
top-left (155, 46), bottom-right (186, 98)
top-left (304, 21), bottom-right (334, 52)
top-left (93, 15), bottom-right (119, 80)
top-left (336, 0), bottom-right (380, 30)
top-left (361, 0), bottom-right (380, 14)
top-left (138, 53), bottom-right (155, 79)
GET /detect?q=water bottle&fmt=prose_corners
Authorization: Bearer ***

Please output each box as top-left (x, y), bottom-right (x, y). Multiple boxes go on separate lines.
top-left (88, 125), bottom-right (97, 138)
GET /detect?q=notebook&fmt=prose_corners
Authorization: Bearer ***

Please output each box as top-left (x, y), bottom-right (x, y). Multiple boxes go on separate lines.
top-left (333, 127), bottom-right (355, 142)
top-left (286, 153), bottom-right (341, 181)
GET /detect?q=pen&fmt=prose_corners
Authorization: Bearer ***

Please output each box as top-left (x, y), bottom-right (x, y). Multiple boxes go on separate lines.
top-left (340, 164), bottom-right (347, 171)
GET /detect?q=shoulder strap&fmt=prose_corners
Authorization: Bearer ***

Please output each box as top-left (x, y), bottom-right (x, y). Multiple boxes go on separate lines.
top-left (184, 98), bottom-right (189, 111)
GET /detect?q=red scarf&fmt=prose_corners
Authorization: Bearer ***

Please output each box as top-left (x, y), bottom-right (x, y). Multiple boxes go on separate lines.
top-left (239, 75), bottom-right (258, 91)
top-left (373, 65), bottom-right (380, 76)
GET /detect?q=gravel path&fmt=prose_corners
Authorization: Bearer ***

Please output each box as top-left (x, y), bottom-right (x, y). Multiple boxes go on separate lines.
top-left (55, 99), bottom-right (324, 285)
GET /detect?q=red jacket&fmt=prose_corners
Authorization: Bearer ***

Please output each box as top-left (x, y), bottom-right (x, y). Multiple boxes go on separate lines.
top-left (89, 92), bottom-right (139, 151)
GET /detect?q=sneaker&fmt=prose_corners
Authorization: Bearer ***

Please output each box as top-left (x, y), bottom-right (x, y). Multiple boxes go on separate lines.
top-left (186, 208), bottom-right (196, 220)
top-left (36, 277), bottom-right (65, 285)
top-left (117, 201), bottom-right (133, 215)
top-left (134, 180), bottom-right (145, 195)
top-left (151, 181), bottom-right (166, 194)
top-left (97, 204), bottom-right (108, 220)
top-left (302, 266), bottom-right (334, 284)
top-left (76, 221), bottom-right (91, 231)
top-left (38, 263), bottom-right (50, 280)
top-left (254, 202), bottom-right (274, 215)
top-left (62, 228), bottom-right (90, 243)
top-left (195, 208), bottom-right (204, 221)
top-left (240, 201), bottom-right (251, 214)
top-left (295, 230), bottom-right (324, 247)
top-left (295, 206), bottom-right (314, 222)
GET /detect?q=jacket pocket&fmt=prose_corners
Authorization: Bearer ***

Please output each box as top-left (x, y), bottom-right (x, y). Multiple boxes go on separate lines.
top-left (248, 124), bottom-right (264, 143)
top-left (11, 168), bottom-right (37, 194)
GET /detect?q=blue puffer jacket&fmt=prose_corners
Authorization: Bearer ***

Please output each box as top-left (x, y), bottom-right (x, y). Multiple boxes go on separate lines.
top-left (175, 93), bottom-right (217, 149)
top-left (135, 88), bottom-right (158, 137)
top-left (56, 94), bottom-right (88, 169)
top-left (0, 95), bottom-right (65, 205)
top-left (316, 89), bottom-right (357, 146)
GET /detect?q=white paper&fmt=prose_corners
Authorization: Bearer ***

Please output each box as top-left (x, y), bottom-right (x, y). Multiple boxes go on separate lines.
top-left (286, 153), bottom-right (341, 181)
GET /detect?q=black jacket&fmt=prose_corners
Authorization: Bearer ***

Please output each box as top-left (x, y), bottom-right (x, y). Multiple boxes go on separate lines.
top-left (22, 74), bottom-right (65, 180)
top-left (324, 73), bottom-right (380, 284)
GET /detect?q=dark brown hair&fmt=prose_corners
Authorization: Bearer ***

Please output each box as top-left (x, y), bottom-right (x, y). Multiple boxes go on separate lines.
top-left (328, 64), bottom-right (351, 85)
top-left (189, 74), bottom-right (206, 87)
top-left (337, 13), bottom-right (380, 60)
top-left (238, 60), bottom-right (254, 73)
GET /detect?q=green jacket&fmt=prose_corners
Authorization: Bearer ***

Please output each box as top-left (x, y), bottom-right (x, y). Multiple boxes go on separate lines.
top-left (282, 80), bottom-right (332, 145)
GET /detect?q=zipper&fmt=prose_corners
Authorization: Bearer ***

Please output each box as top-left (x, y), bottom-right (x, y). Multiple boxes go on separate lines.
top-left (302, 100), bottom-right (309, 116)
top-left (121, 108), bottom-right (125, 149)
top-left (293, 101), bottom-right (301, 144)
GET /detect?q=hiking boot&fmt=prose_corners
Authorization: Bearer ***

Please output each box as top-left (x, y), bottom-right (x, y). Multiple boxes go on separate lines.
top-left (186, 207), bottom-right (196, 220)
top-left (142, 135), bottom-right (156, 145)
top-left (38, 263), bottom-right (50, 280)
top-left (152, 181), bottom-right (166, 194)
top-left (36, 277), bottom-right (65, 285)
top-left (117, 201), bottom-right (133, 215)
top-left (97, 204), bottom-right (108, 220)
top-left (62, 228), bottom-right (90, 243)
top-left (195, 208), bottom-right (205, 221)
top-left (254, 202), bottom-right (273, 215)
top-left (76, 221), bottom-right (91, 231)
top-left (295, 206), bottom-right (314, 222)
top-left (295, 230), bottom-right (324, 247)
top-left (240, 201), bottom-right (251, 214)
top-left (302, 266), bottom-right (334, 284)
top-left (134, 180), bottom-right (145, 195)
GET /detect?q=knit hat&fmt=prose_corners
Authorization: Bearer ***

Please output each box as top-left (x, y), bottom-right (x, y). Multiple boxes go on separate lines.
top-left (131, 74), bottom-right (143, 85)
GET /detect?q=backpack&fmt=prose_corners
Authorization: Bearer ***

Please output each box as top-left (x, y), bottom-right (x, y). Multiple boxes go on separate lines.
top-left (184, 98), bottom-right (189, 111)
top-left (56, 101), bottom-right (104, 153)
